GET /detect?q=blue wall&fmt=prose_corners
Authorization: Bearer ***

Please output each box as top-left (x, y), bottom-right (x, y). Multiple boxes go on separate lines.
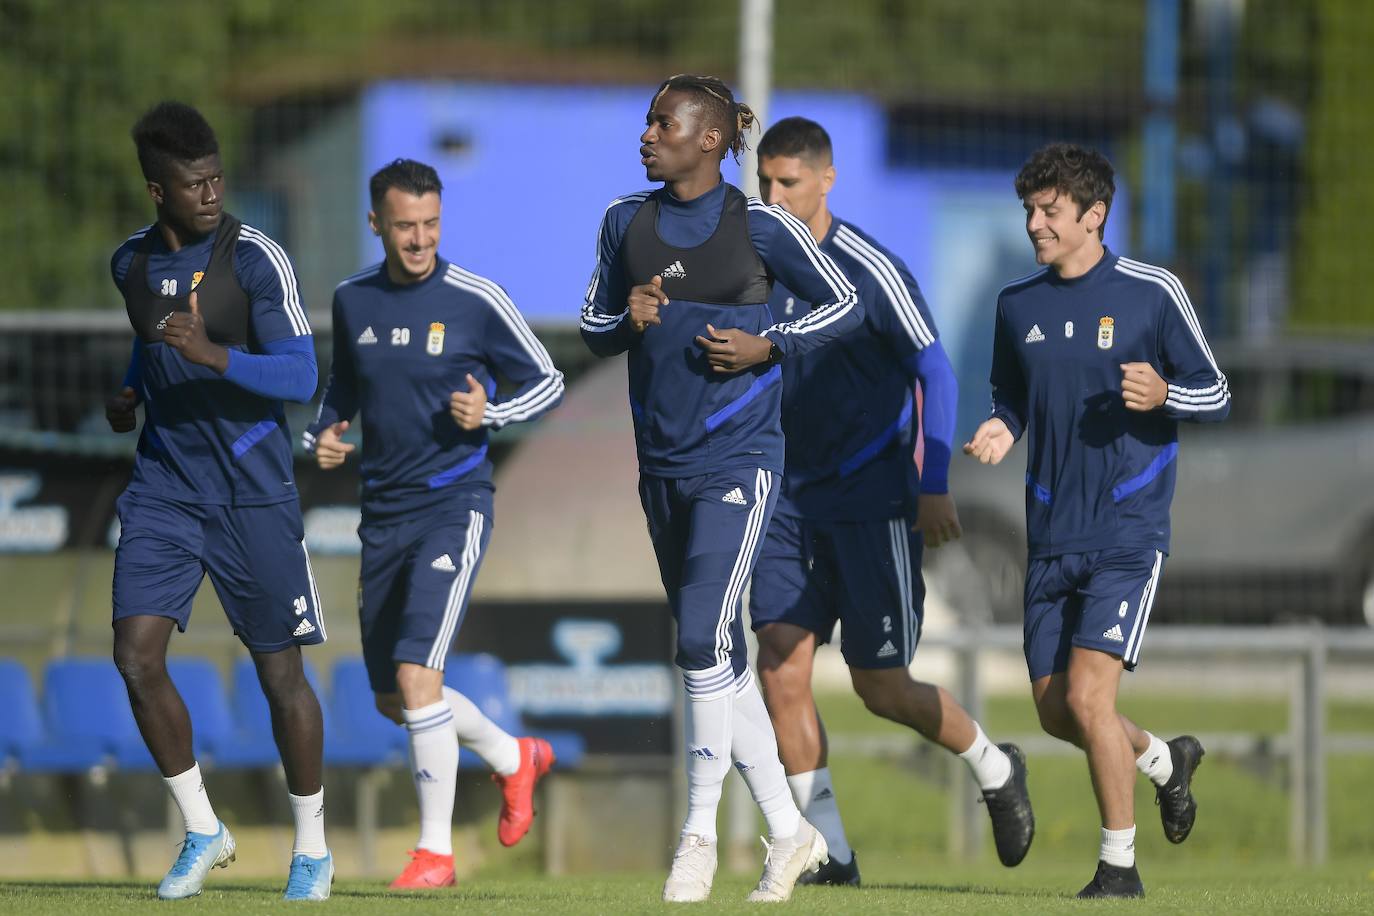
top-left (360, 82), bottom-right (1129, 434)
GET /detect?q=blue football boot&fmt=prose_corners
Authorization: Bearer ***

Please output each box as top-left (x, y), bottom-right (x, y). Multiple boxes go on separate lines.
top-left (157, 821), bottom-right (236, 899)
top-left (283, 851), bottom-right (334, 901)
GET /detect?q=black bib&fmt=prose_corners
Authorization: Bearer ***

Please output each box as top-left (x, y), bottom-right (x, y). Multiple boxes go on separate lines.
top-left (619, 185), bottom-right (772, 306)
top-left (124, 213), bottom-right (250, 346)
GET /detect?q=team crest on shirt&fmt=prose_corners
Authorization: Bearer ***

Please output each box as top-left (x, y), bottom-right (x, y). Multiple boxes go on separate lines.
top-left (426, 322), bottom-right (445, 356)
top-left (191, 271), bottom-right (205, 290)
top-left (1097, 316), bottom-right (1115, 350)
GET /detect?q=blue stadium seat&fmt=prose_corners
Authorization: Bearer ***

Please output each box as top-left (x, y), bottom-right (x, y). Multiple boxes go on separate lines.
top-left (443, 653), bottom-right (585, 770)
top-left (162, 657), bottom-right (237, 769)
top-left (37, 657), bottom-right (150, 772)
top-left (216, 656), bottom-right (325, 770)
top-left (325, 656), bottom-right (407, 768)
top-left (0, 658), bottom-right (74, 773)
top-left (109, 656), bottom-right (239, 770)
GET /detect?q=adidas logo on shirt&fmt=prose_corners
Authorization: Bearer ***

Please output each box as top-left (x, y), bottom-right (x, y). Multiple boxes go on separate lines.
top-left (721, 487), bottom-right (748, 505)
top-left (357, 326), bottom-right (378, 345)
top-left (431, 554), bottom-right (456, 572)
top-left (689, 746), bottom-right (718, 760)
top-left (876, 640), bottom-right (898, 658)
top-left (661, 260), bottom-right (687, 279)
top-left (1025, 324), bottom-right (1046, 344)
top-left (1102, 624), bottom-right (1124, 643)
top-left (293, 618), bottom-right (316, 637)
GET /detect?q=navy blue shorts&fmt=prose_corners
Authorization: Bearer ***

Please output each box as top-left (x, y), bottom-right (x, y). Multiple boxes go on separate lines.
top-left (112, 491), bottom-right (326, 653)
top-left (1023, 547), bottom-right (1166, 680)
top-left (750, 513), bottom-right (925, 669)
top-left (639, 469), bottom-right (778, 675)
top-left (358, 509), bottom-right (491, 694)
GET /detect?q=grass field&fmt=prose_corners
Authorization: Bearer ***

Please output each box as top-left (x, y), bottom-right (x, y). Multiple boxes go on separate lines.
top-left (3, 685), bottom-right (1372, 913)
top-left (2, 862), bottom-right (1372, 914)
top-left (4, 553), bottom-right (1374, 911)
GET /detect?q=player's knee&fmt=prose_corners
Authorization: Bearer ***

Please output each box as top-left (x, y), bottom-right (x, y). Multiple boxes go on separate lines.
top-left (1064, 682), bottom-right (1111, 729)
top-left (253, 651), bottom-right (309, 701)
top-left (757, 652), bottom-right (808, 701)
top-left (1035, 702), bottom-right (1077, 741)
top-left (676, 631), bottom-right (726, 672)
top-left (374, 693), bottom-right (404, 725)
top-left (850, 669), bottom-right (903, 720)
top-left (112, 641), bottom-right (166, 689)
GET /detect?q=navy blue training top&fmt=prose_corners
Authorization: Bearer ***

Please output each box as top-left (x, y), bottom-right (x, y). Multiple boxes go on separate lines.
top-left (111, 221), bottom-right (316, 507)
top-left (769, 216), bottom-right (957, 522)
top-left (580, 180), bottom-right (861, 478)
top-left (306, 257), bottom-right (564, 522)
top-left (989, 248), bottom-right (1230, 558)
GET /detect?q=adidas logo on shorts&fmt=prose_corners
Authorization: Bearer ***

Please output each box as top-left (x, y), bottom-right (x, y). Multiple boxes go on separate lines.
top-left (1102, 624), bottom-right (1124, 642)
top-left (293, 618), bottom-right (316, 637)
top-left (661, 259), bottom-right (686, 279)
top-left (721, 487), bottom-right (747, 505)
top-left (431, 554), bottom-right (456, 572)
top-left (357, 325), bottom-right (378, 345)
top-left (876, 640), bottom-right (898, 659)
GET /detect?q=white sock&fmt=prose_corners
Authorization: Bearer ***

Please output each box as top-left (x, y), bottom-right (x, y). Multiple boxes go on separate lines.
top-left (288, 787), bottom-right (327, 857)
top-left (164, 762), bottom-right (218, 835)
top-left (404, 700), bottom-right (459, 856)
top-left (680, 662), bottom-right (736, 841)
top-left (786, 768), bottom-right (851, 863)
top-left (957, 722), bottom-right (1013, 791)
top-left (730, 669), bottom-right (801, 840)
top-left (1100, 825), bottom-right (1136, 867)
top-left (1136, 732), bottom-right (1174, 787)
top-left (443, 685), bottom-right (520, 776)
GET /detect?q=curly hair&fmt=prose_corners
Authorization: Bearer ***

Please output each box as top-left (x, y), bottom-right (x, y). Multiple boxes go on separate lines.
top-left (651, 74), bottom-right (756, 162)
top-left (131, 101), bottom-right (219, 183)
top-left (1014, 143), bottom-right (1115, 237)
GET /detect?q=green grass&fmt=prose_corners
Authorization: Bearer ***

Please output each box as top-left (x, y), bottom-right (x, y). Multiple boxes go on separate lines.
top-left (1, 863), bottom-right (1372, 914)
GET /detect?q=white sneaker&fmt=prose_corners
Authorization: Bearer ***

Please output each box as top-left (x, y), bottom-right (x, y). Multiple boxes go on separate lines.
top-left (747, 820), bottom-right (828, 903)
top-left (663, 833), bottom-right (717, 902)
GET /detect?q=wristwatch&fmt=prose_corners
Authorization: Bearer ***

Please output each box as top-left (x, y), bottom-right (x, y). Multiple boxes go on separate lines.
top-left (766, 341), bottom-right (783, 365)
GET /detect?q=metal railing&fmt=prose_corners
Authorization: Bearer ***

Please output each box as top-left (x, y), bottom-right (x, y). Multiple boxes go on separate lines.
top-left (733, 624), bottom-right (1374, 866)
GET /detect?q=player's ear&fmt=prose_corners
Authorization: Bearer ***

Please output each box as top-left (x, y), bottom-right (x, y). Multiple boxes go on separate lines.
top-left (367, 211), bottom-right (380, 237)
top-left (1084, 200), bottom-right (1106, 234)
top-left (700, 126), bottom-right (722, 156)
top-left (821, 164), bottom-right (836, 195)
top-left (147, 180), bottom-right (163, 206)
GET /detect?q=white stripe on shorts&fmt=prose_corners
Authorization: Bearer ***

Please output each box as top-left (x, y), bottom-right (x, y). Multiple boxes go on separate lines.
top-left (1123, 550), bottom-right (1164, 664)
top-left (300, 538), bottom-right (327, 641)
top-left (888, 518), bottom-right (916, 665)
top-left (426, 511), bottom-right (485, 670)
top-left (714, 469), bottom-right (773, 666)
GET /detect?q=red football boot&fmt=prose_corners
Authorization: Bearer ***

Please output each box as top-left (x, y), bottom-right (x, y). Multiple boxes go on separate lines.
top-left (389, 848), bottom-right (456, 889)
top-left (493, 737), bottom-right (555, 847)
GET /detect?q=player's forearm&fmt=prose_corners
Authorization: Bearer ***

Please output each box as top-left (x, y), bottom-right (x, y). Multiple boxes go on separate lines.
top-left (483, 370), bottom-right (565, 429)
top-left (1163, 375), bottom-right (1231, 422)
top-left (223, 338), bottom-right (318, 403)
top-left (910, 340), bottom-right (957, 494)
top-left (763, 290), bottom-right (862, 359)
top-left (579, 309), bottom-right (637, 357)
top-left (990, 389), bottom-right (1027, 440)
top-left (121, 339), bottom-right (144, 404)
